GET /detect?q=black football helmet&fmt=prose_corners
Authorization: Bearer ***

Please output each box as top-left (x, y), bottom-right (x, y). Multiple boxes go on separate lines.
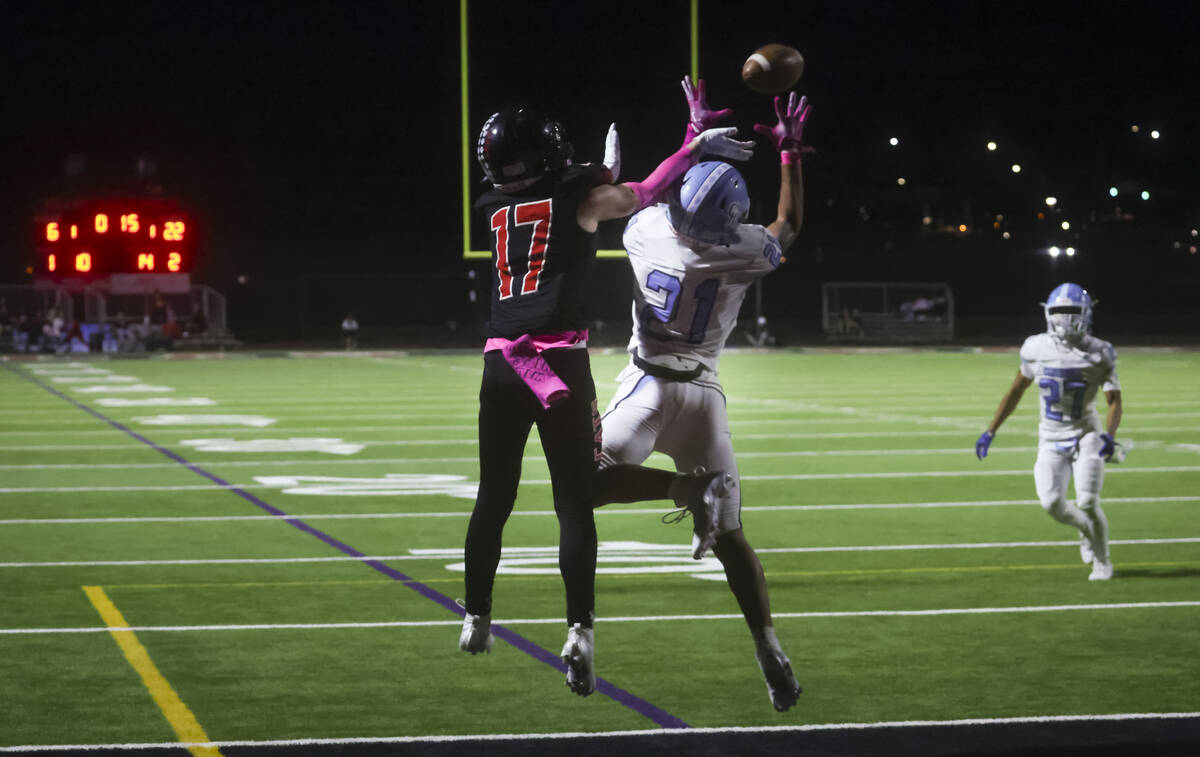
top-left (477, 107), bottom-right (574, 187)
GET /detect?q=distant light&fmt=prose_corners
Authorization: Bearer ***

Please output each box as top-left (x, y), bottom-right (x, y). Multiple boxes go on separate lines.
top-left (1066, 247), bottom-right (1076, 256)
top-left (889, 137), bottom-right (899, 146)
top-left (1192, 246), bottom-right (1198, 255)
top-left (1151, 130), bottom-right (1161, 139)
top-left (922, 216), bottom-right (933, 225)
top-left (1108, 187), bottom-right (1119, 197)
top-left (987, 141), bottom-right (998, 151)
top-left (995, 214), bottom-right (1005, 221)
top-left (993, 221), bottom-right (1001, 230)
top-left (1045, 196), bottom-right (1057, 207)
top-left (1037, 212), bottom-right (1045, 220)
top-left (897, 177), bottom-right (906, 186)
top-left (1175, 242), bottom-right (1183, 249)
top-left (1061, 221), bottom-right (1071, 230)
top-left (1011, 164), bottom-right (1022, 173)
top-left (1048, 247), bottom-right (1061, 257)
top-left (958, 224), bottom-right (968, 232)
top-left (1131, 125), bottom-right (1140, 133)
top-left (1141, 190), bottom-right (1151, 200)
top-left (1002, 231), bottom-right (1011, 240)
top-left (1191, 229), bottom-right (1198, 237)
top-left (237, 274), bottom-right (249, 285)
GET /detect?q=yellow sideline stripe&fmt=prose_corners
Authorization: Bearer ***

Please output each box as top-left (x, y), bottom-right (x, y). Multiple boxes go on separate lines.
top-left (82, 586), bottom-right (223, 757)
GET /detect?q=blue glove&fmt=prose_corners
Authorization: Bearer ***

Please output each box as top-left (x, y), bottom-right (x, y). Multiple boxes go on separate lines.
top-left (975, 430), bottom-right (994, 460)
top-left (1099, 432), bottom-right (1115, 461)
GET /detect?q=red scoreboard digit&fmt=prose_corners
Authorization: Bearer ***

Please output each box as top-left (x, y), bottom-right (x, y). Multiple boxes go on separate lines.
top-left (34, 197), bottom-right (194, 277)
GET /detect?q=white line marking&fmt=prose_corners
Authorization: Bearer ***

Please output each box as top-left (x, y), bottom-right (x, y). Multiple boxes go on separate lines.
top-left (2, 537), bottom-right (1197, 568)
top-left (2, 712), bottom-right (1200, 751)
top-left (1, 466), bottom-right (1197, 494)
top-left (2, 496), bottom-right (1196, 526)
top-left (3, 603), bottom-right (1198, 636)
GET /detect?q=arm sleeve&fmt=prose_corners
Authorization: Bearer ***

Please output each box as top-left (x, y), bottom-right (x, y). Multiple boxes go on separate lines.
top-left (1018, 337), bottom-right (1037, 379)
top-left (1101, 342), bottom-right (1121, 392)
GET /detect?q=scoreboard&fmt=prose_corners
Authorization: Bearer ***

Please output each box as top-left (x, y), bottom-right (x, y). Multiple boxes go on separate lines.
top-left (34, 197), bottom-right (194, 278)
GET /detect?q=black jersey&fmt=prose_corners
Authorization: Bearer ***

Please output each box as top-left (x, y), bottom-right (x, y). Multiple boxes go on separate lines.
top-left (475, 165), bottom-right (607, 338)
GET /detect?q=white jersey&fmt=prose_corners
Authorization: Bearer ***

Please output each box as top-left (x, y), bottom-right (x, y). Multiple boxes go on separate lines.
top-left (622, 204), bottom-right (783, 373)
top-left (1019, 333), bottom-right (1120, 442)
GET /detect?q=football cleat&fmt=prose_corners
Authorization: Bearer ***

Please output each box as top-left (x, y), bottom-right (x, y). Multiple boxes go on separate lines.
top-left (1088, 558), bottom-right (1114, 581)
top-left (755, 645), bottom-right (802, 712)
top-left (561, 623), bottom-right (595, 697)
top-left (458, 610), bottom-right (494, 655)
top-left (1079, 531), bottom-right (1095, 565)
top-left (668, 468), bottom-right (731, 559)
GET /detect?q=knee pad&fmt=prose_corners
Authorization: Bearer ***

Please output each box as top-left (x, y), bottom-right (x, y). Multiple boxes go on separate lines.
top-left (1077, 490), bottom-right (1100, 511)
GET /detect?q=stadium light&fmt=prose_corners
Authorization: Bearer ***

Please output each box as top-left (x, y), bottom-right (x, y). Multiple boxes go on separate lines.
top-left (1141, 190), bottom-right (1151, 200)
top-left (889, 137), bottom-right (899, 146)
top-left (987, 141), bottom-right (998, 151)
top-left (897, 177), bottom-right (906, 185)
top-left (1109, 187), bottom-right (1119, 197)
top-left (1151, 130), bottom-right (1161, 139)
top-left (1066, 247), bottom-right (1076, 256)
top-left (1061, 221), bottom-right (1071, 230)
top-left (958, 224), bottom-right (968, 233)
top-left (1002, 231), bottom-right (1011, 239)
top-left (1191, 229), bottom-right (1198, 237)
top-left (1048, 246), bottom-right (1061, 257)
top-left (1011, 164), bottom-right (1022, 173)
top-left (1131, 125), bottom-right (1140, 133)
top-left (1045, 197), bottom-right (1057, 206)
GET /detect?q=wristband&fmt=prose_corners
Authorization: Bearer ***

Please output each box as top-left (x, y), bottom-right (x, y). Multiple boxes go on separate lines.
top-left (781, 151), bottom-right (799, 165)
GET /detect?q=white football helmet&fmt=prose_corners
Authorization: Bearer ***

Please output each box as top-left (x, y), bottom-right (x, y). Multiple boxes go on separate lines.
top-left (1043, 282), bottom-right (1094, 344)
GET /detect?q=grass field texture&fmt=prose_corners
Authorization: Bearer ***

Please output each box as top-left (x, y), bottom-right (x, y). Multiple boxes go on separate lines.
top-left (1, 348), bottom-right (1197, 750)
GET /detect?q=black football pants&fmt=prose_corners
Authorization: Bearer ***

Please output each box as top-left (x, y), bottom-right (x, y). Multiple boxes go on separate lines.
top-left (464, 348), bottom-right (599, 627)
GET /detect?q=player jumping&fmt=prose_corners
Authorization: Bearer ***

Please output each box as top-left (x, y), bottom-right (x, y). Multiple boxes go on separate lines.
top-left (596, 79), bottom-right (810, 711)
top-left (976, 283), bottom-right (1123, 580)
top-left (461, 102), bottom-right (755, 696)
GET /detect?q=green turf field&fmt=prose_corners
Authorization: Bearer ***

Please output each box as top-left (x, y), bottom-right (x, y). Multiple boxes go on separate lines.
top-left (1, 348), bottom-right (1198, 750)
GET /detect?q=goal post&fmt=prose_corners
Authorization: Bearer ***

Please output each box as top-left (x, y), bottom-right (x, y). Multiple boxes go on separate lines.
top-left (821, 281), bottom-right (955, 343)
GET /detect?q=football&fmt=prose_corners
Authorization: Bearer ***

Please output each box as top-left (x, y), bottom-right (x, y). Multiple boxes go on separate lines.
top-left (741, 43), bottom-right (805, 95)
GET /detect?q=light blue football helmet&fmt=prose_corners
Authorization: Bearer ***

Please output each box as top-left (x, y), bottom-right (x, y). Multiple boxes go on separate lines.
top-left (668, 161), bottom-right (749, 245)
top-left (1043, 282), bottom-right (1094, 344)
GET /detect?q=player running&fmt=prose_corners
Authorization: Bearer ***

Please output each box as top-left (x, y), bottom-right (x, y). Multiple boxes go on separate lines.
top-left (461, 102), bottom-right (754, 697)
top-left (596, 80), bottom-right (810, 711)
top-left (975, 283), bottom-right (1123, 581)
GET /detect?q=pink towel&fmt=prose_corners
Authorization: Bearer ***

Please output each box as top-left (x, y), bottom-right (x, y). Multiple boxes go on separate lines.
top-left (500, 334), bottom-right (570, 409)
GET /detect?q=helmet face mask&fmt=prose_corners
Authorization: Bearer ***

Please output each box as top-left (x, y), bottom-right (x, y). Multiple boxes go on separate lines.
top-left (1042, 283), bottom-right (1094, 344)
top-left (477, 107), bottom-right (574, 189)
top-left (667, 161), bottom-right (750, 246)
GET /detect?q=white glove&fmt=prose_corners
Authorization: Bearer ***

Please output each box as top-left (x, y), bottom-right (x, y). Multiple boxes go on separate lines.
top-left (691, 126), bottom-right (754, 162)
top-left (603, 123), bottom-right (621, 182)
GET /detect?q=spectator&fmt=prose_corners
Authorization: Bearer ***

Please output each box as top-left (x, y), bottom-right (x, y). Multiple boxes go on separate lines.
top-left (113, 312), bottom-right (138, 352)
top-left (341, 313), bottom-right (359, 350)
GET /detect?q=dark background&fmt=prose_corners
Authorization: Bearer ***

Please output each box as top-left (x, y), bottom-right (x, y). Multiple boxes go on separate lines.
top-left (2, 0), bottom-right (1197, 344)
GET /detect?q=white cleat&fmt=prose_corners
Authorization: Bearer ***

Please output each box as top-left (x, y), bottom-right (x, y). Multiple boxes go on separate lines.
top-left (755, 645), bottom-right (802, 712)
top-left (1088, 558), bottom-right (1114, 581)
top-left (672, 468), bottom-right (732, 559)
top-left (560, 623), bottom-right (595, 697)
top-left (458, 611), bottom-right (494, 654)
top-left (1079, 531), bottom-right (1095, 565)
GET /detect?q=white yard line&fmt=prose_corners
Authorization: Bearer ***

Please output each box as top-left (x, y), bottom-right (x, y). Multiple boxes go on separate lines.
top-left (2, 711), bottom-right (1200, 751)
top-left (2, 601), bottom-right (1198, 636)
top-left (3, 496), bottom-right (1195, 526)
top-left (1, 466), bottom-right (1198, 494)
top-left (1, 537), bottom-right (1197, 568)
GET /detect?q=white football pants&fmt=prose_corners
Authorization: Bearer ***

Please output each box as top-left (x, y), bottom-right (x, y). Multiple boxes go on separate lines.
top-left (1033, 431), bottom-right (1110, 562)
top-left (598, 363), bottom-right (742, 535)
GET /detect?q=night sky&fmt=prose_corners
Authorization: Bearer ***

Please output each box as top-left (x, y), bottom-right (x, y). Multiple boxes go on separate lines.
top-left (2, 1), bottom-right (1197, 327)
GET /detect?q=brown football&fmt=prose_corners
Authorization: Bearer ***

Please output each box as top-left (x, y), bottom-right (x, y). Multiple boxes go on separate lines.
top-left (741, 43), bottom-right (805, 95)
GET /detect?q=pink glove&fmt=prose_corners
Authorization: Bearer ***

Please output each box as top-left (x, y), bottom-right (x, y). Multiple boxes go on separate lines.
top-left (681, 76), bottom-right (733, 146)
top-left (753, 92), bottom-right (812, 156)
